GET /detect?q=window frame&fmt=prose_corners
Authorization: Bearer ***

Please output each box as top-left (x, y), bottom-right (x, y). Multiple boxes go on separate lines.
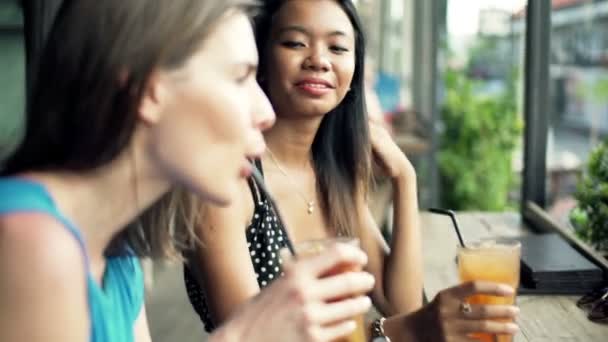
top-left (521, 0), bottom-right (551, 212)
top-left (520, 0), bottom-right (608, 274)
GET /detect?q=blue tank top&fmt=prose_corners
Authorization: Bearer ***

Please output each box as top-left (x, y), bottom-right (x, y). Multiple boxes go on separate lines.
top-left (0, 178), bottom-right (144, 342)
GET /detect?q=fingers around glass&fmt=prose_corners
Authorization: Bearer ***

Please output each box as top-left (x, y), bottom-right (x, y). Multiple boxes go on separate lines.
top-left (314, 296), bottom-right (372, 325)
top-left (456, 320), bottom-right (519, 335)
top-left (310, 271), bottom-right (375, 300)
top-left (460, 304), bottom-right (520, 320)
top-left (452, 281), bottom-right (515, 299)
top-left (317, 320), bottom-right (358, 341)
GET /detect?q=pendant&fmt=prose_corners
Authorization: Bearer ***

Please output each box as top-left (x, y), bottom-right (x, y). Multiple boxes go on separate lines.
top-left (307, 201), bottom-right (314, 214)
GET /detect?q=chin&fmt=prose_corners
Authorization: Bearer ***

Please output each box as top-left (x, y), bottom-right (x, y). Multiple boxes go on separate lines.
top-left (200, 191), bottom-right (231, 207)
top-left (211, 196), bottom-right (232, 207)
top-left (298, 100), bottom-right (338, 116)
top-left (186, 178), bottom-right (234, 207)
top-left (290, 103), bottom-right (331, 117)
top-left (204, 184), bottom-right (234, 207)
top-left (209, 183), bottom-right (238, 207)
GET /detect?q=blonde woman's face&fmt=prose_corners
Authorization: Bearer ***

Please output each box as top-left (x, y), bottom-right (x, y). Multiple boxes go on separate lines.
top-left (148, 11), bottom-right (275, 205)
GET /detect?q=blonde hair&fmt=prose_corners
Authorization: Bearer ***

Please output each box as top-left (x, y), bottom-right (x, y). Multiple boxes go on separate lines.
top-left (112, 188), bottom-right (202, 260)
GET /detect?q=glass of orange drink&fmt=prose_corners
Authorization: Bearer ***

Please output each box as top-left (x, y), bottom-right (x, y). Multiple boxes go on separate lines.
top-left (294, 237), bottom-right (367, 342)
top-left (458, 240), bottom-right (521, 342)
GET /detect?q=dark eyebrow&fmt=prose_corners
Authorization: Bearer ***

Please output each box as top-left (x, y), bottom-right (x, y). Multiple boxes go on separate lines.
top-left (277, 25), bottom-right (349, 38)
top-left (277, 25), bottom-right (308, 36)
top-left (327, 30), bottom-right (348, 38)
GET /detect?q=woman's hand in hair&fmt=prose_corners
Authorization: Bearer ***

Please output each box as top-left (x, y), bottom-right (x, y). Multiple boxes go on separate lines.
top-left (382, 281), bottom-right (520, 342)
top-left (364, 119), bottom-right (423, 316)
top-left (210, 243), bottom-right (375, 342)
top-left (368, 120), bottom-right (415, 181)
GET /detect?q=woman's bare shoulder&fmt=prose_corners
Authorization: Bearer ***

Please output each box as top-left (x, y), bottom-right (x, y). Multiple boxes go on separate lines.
top-left (0, 213), bottom-right (89, 341)
top-left (0, 212), bottom-right (87, 282)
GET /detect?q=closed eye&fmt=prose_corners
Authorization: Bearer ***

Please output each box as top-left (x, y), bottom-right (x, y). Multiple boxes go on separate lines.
top-left (330, 45), bottom-right (349, 53)
top-left (236, 64), bottom-right (258, 84)
top-left (281, 41), bottom-right (306, 49)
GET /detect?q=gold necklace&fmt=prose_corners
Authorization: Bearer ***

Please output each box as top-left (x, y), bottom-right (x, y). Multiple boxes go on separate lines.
top-left (266, 148), bottom-right (315, 215)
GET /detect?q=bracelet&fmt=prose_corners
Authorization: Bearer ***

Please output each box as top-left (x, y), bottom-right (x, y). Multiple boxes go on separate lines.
top-left (370, 317), bottom-right (392, 341)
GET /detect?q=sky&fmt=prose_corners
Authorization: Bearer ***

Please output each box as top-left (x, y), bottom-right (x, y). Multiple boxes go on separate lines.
top-left (447, 0), bottom-right (527, 36)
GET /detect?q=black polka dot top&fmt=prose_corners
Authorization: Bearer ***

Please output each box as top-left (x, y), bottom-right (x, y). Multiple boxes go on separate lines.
top-left (183, 162), bottom-right (290, 332)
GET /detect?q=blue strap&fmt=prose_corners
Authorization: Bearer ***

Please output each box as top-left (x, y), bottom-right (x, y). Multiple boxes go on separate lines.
top-left (0, 178), bottom-right (145, 341)
top-left (0, 178), bottom-right (91, 269)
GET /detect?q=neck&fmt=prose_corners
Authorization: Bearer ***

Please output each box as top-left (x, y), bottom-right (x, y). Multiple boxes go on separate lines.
top-left (29, 150), bottom-right (169, 267)
top-left (263, 115), bottom-right (324, 169)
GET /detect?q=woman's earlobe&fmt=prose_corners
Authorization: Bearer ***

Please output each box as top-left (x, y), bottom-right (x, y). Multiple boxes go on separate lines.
top-left (139, 74), bottom-right (165, 125)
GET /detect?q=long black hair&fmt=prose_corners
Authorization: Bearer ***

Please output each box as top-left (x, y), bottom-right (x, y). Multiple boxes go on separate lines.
top-left (254, 0), bottom-right (371, 237)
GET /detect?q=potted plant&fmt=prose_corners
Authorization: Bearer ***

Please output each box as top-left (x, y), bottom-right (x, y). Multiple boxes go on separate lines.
top-left (570, 140), bottom-right (608, 255)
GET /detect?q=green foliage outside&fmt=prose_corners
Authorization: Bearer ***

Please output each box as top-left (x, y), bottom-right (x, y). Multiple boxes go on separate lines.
top-left (569, 141), bottom-right (608, 251)
top-left (438, 68), bottom-right (522, 210)
top-left (575, 76), bottom-right (608, 104)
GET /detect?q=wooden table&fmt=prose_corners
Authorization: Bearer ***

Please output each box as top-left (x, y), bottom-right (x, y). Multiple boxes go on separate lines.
top-left (421, 212), bottom-right (608, 342)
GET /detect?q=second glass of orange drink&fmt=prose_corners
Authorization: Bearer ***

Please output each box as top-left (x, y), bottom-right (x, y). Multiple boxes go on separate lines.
top-left (458, 240), bottom-right (521, 342)
top-left (295, 237), bottom-right (367, 342)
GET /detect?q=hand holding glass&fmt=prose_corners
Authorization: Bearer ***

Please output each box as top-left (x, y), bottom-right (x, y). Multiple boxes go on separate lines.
top-left (458, 240), bottom-right (521, 342)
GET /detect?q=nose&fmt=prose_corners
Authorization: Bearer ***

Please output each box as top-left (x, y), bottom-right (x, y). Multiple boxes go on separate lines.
top-left (252, 83), bottom-right (275, 132)
top-left (303, 45), bottom-right (331, 72)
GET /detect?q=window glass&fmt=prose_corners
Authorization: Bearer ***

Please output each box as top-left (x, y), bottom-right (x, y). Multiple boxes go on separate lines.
top-left (441, 0), bottom-right (527, 210)
top-left (545, 0), bottom-right (608, 229)
top-left (0, 0), bottom-right (25, 162)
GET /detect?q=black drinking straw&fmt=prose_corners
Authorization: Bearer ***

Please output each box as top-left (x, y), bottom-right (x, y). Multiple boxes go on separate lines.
top-left (250, 164), bottom-right (298, 257)
top-left (428, 208), bottom-right (466, 248)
